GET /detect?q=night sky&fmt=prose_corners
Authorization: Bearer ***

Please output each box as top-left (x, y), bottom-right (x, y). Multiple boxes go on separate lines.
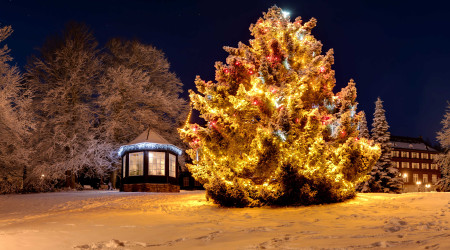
top-left (1, 0), bottom-right (449, 144)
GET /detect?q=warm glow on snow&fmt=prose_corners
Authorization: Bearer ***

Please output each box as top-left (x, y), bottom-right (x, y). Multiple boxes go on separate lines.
top-left (0, 191), bottom-right (449, 249)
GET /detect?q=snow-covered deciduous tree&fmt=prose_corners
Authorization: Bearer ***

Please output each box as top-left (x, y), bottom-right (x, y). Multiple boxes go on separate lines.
top-left (98, 39), bottom-right (188, 151)
top-left (359, 98), bottom-right (402, 193)
top-left (25, 23), bottom-right (109, 187)
top-left (358, 111), bottom-right (370, 139)
top-left (0, 25), bottom-right (34, 193)
top-left (436, 102), bottom-right (450, 191)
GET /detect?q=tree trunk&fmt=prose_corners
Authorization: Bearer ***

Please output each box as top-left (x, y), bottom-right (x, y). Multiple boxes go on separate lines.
top-left (110, 170), bottom-right (117, 189)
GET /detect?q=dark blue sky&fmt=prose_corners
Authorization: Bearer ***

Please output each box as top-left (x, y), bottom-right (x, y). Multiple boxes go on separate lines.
top-left (1, 0), bottom-right (449, 144)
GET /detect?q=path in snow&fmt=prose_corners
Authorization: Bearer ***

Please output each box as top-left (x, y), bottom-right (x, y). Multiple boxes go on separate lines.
top-left (0, 190), bottom-right (449, 249)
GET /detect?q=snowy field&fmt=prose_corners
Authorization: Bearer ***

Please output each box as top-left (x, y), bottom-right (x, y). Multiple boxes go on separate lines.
top-left (0, 190), bottom-right (449, 250)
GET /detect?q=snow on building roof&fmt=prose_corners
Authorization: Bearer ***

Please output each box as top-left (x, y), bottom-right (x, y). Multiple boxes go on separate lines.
top-left (128, 128), bottom-right (171, 145)
top-left (118, 128), bottom-right (183, 157)
top-left (390, 135), bottom-right (437, 152)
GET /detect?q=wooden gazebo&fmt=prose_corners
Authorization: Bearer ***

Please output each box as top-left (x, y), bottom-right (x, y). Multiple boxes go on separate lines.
top-left (118, 129), bottom-right (182, 192)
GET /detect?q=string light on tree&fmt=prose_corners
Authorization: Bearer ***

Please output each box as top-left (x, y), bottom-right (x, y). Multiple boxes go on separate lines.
top-left (281, 10), bottom-right (290, 18)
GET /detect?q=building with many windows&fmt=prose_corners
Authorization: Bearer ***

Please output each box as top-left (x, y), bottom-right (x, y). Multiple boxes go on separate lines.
top-left (391, 136), bottom-right (440, 192)
top-left (118, 128), bottom-right (182, 192)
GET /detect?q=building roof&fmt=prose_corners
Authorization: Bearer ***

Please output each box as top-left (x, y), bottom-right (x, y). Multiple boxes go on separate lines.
top-left (128, 128), bottom-right (170, 145)
top-left (118, 128), bottom-right (183, 157)
top-left (390, 135), bottom-right (437, 152)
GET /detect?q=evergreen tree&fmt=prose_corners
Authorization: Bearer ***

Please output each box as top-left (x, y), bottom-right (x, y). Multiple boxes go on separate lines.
top-left (358, 111), bottom-right (370, 139)
top-left (436, 102), bottom-right (450, 191)
top-left (359, 98), bottom-right (402, 193)
top-left (180, 7), bottom-right (380, 207)
top-left (0, 25), bottom-right (34, 193)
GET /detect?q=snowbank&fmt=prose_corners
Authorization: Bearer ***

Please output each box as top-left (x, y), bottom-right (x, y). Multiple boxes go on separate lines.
top-left (0, 190), bottom-right (448, 249)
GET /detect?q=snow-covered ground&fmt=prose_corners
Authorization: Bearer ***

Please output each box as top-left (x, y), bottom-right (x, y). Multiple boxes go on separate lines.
top-left (0, 190), bottom-right (449, 250)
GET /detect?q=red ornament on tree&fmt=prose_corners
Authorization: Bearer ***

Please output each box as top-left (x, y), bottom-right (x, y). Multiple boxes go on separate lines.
top-left (209, 120), bottom-right (217, 128)
top-left (224, 68), bottom-right (230, 74)
top-left (248, 69), bottom-right (254, 75)
top-left (190, 138), bottom-right (200, 148)
top-left (319, 66), bottom-right (326, 73)
top-left (321, 116), bottom-right (330, 125)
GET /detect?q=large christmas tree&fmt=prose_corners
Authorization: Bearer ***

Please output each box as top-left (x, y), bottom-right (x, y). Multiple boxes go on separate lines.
top-left (179, 7), bottom-right (380, 207)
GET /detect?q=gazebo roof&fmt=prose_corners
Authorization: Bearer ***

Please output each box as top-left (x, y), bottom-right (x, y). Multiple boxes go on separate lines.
top-left (118, 128), bottom-right (183, 157)
top-left (128, 129), bottom-right (171, 145)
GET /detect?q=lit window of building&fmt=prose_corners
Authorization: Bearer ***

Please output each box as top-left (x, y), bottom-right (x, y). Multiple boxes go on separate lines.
top-left (432, 174), bottom-right (437, 184)
top-left (411, 152), bottom-right (419, 158)
top-left (122, 154), bottom-right (127, 178)
top-left (423, 174), bottom-right (428, 184)
top-left (148, 152), bottom-right (165, 176)
top-left (401, 151), bottom-right (409, 158)
top-left (401, 162), bottom-right (409, 168)
top-left (431, 164), bottom-right (437, 170)
top-left (422, 163), bottom-right (429, 169)
top-left (403, 174), bottom-right (408, 183)
top-left (412, 163), bottom-right (419, 169)
top-left (413, 174), bottom-right (419, 183)
top-left (129, 152), bottom-right (144, 176)
top-left (169, 154), bottom-right (176, 177)
top-left (393, 161), bottom-right (399, 168)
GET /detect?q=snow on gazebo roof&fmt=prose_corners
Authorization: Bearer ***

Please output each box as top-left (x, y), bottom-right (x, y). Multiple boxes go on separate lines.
top-left (118, 128), bottom-right (183, 157)
top-left (128, 129), bottom-right (171, 145)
